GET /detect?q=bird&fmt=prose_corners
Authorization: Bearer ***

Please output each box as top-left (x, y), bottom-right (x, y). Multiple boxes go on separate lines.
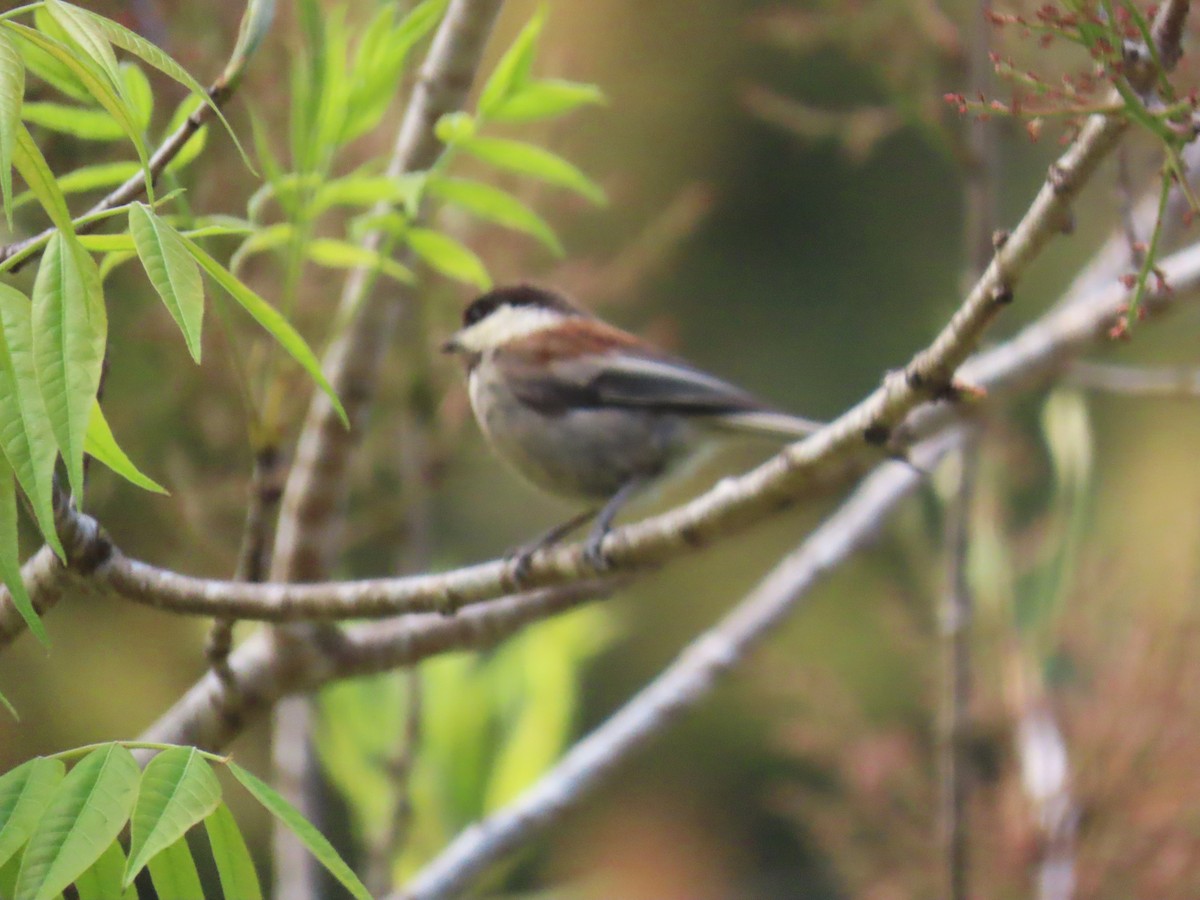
top-left (441, 284), bottom-right (822, 572)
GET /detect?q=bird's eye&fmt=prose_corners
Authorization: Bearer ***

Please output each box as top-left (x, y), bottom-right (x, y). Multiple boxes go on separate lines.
top-left (463, 298), bottom-right (495, 327)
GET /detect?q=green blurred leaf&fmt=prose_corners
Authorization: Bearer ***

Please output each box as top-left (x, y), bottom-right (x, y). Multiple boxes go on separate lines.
top-left (458, 135), bottom-right (605, 204)
top-left (85, 402), bottom-right (166, 494)
top-left (204, 803), bottom-right (262, 900)
top-left (0, 284), bottom-right (64, 558)
top-left (478, 5), bottom-right (544, 116)
top-left (13, 162), bottom-right (138, 212)
top-left (14, 744), bottom-right (139, 900)
top-left (311, 173), bottom-right (425, 215)
top-left (427, 176), bottom-right (562, 255)
top-left (31, 234), bottom-right (106, 503)
top-left (14, 15), bottom-right (89, 104)
top-left (488, 79), bottom-right (604, 124)
top-left (160, 97), bottom-right (208, 175)
top-left (0, 458), bottom-right (45, 645)
top-left (124, 748), bottom-right (221, 887)
top-left (433, 110), bottom-right (475, 145)
top-left (118, 61), bottom-right (152, 133)
top-left (339, 0), bottom-right (447, 143)
top-left (73, 840), bottom-right (134, 900)
top-left (0, 30), bottom-right (23, 228)
top-left (180, 236), bottom-right (348, 427)
top-left (227, 762), bottom-right (372, 900)
top-left (11, 124), bottom-right (73, 236)
top-left (21, 102), bottom-right (124, 141)
top-left (0, 758), bottom-right (66, 870)
top-left (306, 238), bottom-right (414, 284)
top-left (405, 227), bottom-right (490, 289)
top-left (145, 835), bottom-right (203, 900)
top-left (129, 203), bottom-right (205, 363)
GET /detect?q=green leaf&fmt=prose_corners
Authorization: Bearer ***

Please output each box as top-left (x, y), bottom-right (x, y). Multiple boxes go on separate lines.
top-left (11, 124), bottom-right (72, 235)
top-left (0, 758), bottom-right (66, 869)
top-left (129, 204), bottom-right (205, 363)
top-left (227, 762), bottom-right (371, 900)
top-left (160, 97), bottom-right (208, 176)
top-left (458, 135), bottom-right (605, 204)
top-left (488, 79), bottom-right (605, 124)
top-left (311, 173), bottom-right (425, 215)
top-left (204, 803), bottom-right (262, 900)
top-left (119, 61), bottom-right (152, 133)
top-left (77, 9), bottom-right (250, 170)
top-left (306, 238), bottom-right (414, 284)
top-left (21, 102), bottom-right (124, 141)
top-left (13, 162), bottom-right (138, 212)
top-left (73, 840), bottom-right (135, 900)
top-left (31, 234), bottom-right (107, 503)
top-left (3, 23), bottom-right (150, 185)
top-left (0, 30), bottom-right (23, 228)
top-left (44, 1), bottom-right (123, 99)
top-left (179, 236), bottom-right (348, 427)
top-left (86, 402), bottom-right (166, 494)
top-left (14, 744), bottom-right (139, 900)
top-left (434, 110), bottom-right (475, 145)
top-left (427, 176), bottom-right (563, 255)
top-left (0, 284), bottom-right (63, 558)
top-left (224, 0), bottom-right (276, 87)
top-left (124, 748), bottom-right (221, 887)
top-left (405, 227), bottom-right (491, 289)
top-left (145, 835), bottom-right (203, 900)
top-left (0, 458), bottom-right (45, 645)
top-left (13, 16), bottom-right (89, 104)
top-left (478, 5), bottom-right (544, 116)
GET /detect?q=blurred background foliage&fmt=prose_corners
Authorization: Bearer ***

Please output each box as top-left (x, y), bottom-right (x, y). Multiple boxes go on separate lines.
top-left (4, 0), bottom-right (1200, 896)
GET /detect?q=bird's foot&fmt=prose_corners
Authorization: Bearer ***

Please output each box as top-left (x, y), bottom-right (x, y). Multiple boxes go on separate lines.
top-left (582, 528), bottom-right (614, 573)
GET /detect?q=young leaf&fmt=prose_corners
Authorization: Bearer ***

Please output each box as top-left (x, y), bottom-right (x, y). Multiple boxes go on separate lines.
top-left (0, 30), bottom-right (23, 228)
top-left (118, 62), bottom-right (152, 133)
top-left (123, 748), bottom-right (221, 887)
top-left (179, 237), bottom-right (348, 427)
top-left (204, 803), bottom-right (262, 900)
top-left (223, 0), bottom-right (277, 87)
top-left (86, 402), bottom-right (166, 494)
top-left (227, 762), bottom-right (371, 900)
top-left (14, 744), bottom-right (139, 900)
top-left (12, 162), bottom-right (138, 212)
top-left (0, 284), bottom-right (64, 559)
top-left (20, 102), bottom-right (124, 141)
top-left (458, 135), bottom-right (605, 204)
top-left (11, 124), bottom-right (72, 236)
top-left (129, 204), bottom-right (205, 363)
top-left (426, 176), bottom-right (563, 255)
top-left (44, 1), bottom-right (123, 99)
top-left (12, 21), bottom-right (90, 104)
top-left (160, 98), bottom-right (208, 176)
top-left (0, 758), bottom-right (66, 870)
top-left (144, 835), bottom-right (203, 900)
top-left (78, 9), bottom-right (250, 170)
top-left (31, 234), bottom-right (107, 503)
top-left (487, 79), bottom-right (605, 124)
top-left (0, 458), bottom-right (46, 646)
top-left (405, 227), bottom-right (491, 289)
top-left (311, 173), bottom-right (425, 215)
top-left (73, 840), bottom-right (135, 900)
top-left (478, 5), bottom-right (544, 116)
top-left (3, 23), bottom-right (150, 181)
top-left (306, 239), bottom-right (414, 284)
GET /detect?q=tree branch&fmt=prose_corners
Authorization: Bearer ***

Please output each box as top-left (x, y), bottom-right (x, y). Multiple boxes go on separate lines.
top-left (394, 435), bottom-right (960, 900)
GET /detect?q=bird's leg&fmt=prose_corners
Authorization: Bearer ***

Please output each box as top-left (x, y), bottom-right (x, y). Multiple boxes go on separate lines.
top-left (507, 507), bottom-right (598, 583)
top-left (583, 477), bottom-right (646, 572)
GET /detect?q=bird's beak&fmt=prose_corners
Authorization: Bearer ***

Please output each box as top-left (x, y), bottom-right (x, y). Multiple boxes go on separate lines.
top-left (441, 334), bottom-right (462, 354)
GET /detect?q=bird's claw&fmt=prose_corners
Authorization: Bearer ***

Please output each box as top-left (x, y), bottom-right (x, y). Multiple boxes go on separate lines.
top-left (582, 532), bottom-right (613, 573)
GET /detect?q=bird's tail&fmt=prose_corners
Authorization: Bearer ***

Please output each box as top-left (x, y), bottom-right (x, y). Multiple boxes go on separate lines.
top-left (710, 410), bottom-right (824, 441)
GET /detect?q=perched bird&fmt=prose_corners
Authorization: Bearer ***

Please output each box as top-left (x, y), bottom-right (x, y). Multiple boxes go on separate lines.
top-left (442, 284), bottom-right (821, 570)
